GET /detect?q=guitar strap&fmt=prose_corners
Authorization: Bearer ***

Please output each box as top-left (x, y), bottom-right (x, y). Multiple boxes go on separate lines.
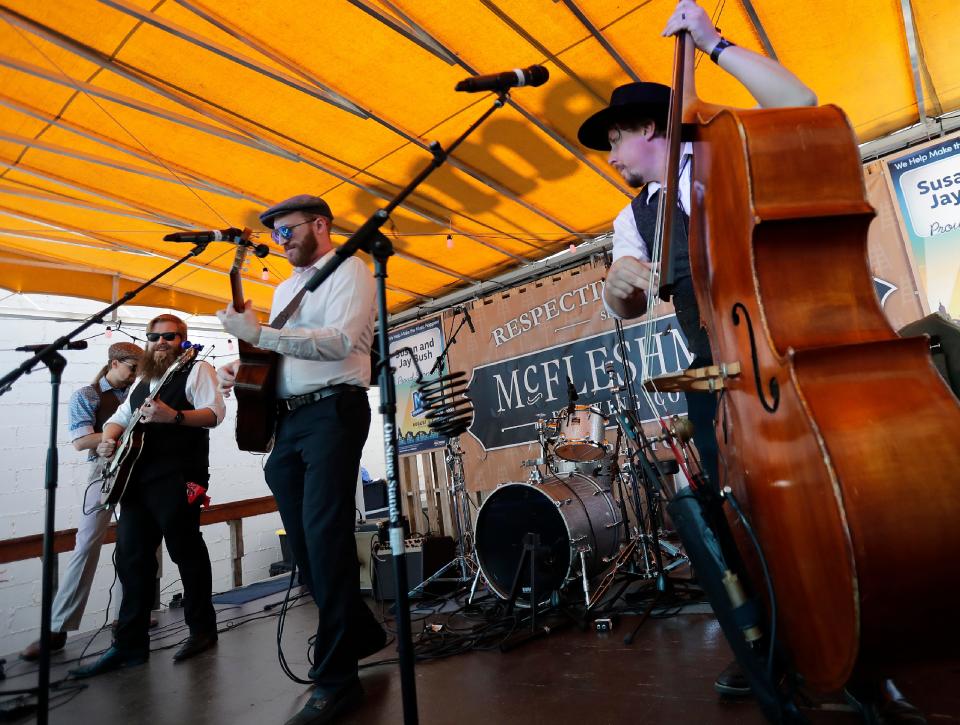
top-left (269, 287), bottom-right (307, 330)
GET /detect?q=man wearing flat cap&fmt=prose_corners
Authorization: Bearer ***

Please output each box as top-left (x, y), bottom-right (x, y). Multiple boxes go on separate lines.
top-left (578, 0), bottom-right (816, 703)
top-left (19, 341), bottom-right (143, 661)
top-left (218, 194), bottom-right (385, 724)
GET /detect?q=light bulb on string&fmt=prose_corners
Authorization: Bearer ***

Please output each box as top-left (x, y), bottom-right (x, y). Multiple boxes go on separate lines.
top-left (261, 267), bottom-right (269, 281)
top-left (569, 243), bottom-right (577, 253)
top-left (227, 338), bottom-right (235, 353)
top-left (104, 326), bottom-right (113, 339)
top-left (446, 233), bottom-right (454, 249)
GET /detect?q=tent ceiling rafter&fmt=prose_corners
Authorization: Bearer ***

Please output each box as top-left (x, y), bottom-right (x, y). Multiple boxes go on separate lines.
top-left (0, 0), bottom-right (952, 317)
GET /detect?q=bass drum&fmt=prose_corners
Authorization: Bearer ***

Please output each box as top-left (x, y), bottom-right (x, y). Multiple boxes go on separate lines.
top-left (475, 475), bottom-right (621, 601)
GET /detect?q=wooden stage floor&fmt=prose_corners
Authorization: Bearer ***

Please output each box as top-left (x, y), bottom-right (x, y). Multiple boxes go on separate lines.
top-left (2, 585), bottom-right (958, 724)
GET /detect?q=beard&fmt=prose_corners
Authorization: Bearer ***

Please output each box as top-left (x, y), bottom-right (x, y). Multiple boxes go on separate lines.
top-left (623, 170), bottom-right (645, 188)
top-left (287, 229), bottom-right (320, 267)
top-left (286, 229), bottom-right (320, 268)
top-left (139, 347), bottom-right (178, 380)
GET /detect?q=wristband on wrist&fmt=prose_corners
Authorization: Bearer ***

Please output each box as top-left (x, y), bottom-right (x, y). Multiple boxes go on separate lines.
top-left (710, 37), bottom-right (735, 63)
top-left (174, 410), bottom-right (184, 425)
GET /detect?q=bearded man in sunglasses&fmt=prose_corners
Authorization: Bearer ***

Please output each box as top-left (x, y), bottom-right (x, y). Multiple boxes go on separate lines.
top-left (72, 314), bottom-right (225, 678)
top-left (217, 195), bottom-right (385, 725)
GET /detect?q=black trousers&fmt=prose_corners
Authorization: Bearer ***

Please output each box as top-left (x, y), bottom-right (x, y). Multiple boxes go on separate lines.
top-left (685, 357), bottom-right (721, 491)
top-left (114, 473), bottom-right (216, 654)
top-left (265, 388), bottom-right (380, 695)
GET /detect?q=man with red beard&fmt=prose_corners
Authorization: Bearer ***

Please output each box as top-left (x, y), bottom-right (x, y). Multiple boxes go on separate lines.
top-left (72, 314), bottom-right (225, 677)
top-left (217, 195), bottom-right (384, 725)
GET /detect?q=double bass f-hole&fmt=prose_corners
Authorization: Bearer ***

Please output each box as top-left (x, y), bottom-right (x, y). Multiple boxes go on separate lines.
top-left (731, 302), bottom-right (780, 413)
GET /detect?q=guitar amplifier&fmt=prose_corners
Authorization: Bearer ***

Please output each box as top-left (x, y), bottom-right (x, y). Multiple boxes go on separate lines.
top-left (371, 535), bottom-right (455, 601)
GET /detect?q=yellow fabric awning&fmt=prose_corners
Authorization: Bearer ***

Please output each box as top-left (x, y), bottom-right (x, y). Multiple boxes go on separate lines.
top-left (0, 0), bottom-right (955, 314)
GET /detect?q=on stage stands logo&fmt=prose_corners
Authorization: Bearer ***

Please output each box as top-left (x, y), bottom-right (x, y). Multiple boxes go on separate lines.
top-left (467, 314), bottom-right (692, 451)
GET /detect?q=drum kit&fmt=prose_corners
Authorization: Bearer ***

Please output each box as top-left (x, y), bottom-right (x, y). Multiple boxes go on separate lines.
top-left (473, 400), bottom-right (690, 611)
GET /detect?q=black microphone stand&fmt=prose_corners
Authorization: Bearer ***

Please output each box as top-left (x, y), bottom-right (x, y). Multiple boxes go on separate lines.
top-left (293, 91), bottom-right (511, 725)
top-left (0, 238), bottom-right (219, 724)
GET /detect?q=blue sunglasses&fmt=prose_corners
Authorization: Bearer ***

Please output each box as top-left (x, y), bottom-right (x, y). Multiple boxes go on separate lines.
top-left (271, 218), bottom-right (318, 244)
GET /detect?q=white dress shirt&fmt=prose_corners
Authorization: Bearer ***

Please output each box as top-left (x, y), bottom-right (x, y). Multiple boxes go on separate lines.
top-left (257, 250), bottom-right (376, 398)
top-left (106, 360), bottom-right (226, 429)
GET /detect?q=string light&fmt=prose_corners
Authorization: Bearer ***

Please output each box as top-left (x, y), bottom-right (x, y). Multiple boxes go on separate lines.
top-left (261, 266), bottom-right (269, 281)
top-left (104, 326), bottom-right (113, 339)
top-left (569, 243), bottom-right (577, 253)
top-left (446, 233), bottom-right (454, 249)
top-left (227, 338), bottom-right (235, 353)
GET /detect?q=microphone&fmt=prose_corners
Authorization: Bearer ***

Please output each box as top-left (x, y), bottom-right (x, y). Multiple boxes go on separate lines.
top-left (16, 340), bottom-right (88, 352)
top-left (458, 306), bottom-right (475, 334)
top-left (163, 228), bottom-right (243, 243)
top-left (455, 65), bottom-right (549, 93)
top-left (565, 374), bottom-right (578, 414)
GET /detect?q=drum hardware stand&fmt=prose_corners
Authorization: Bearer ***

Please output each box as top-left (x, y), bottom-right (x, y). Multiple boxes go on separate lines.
top-left (598, 354), bottom-right (700, 642)
top-left (407, 299), bottom-right (478, 598)
top-left (408, 437), bottom-right (479, 597)
top-left (498, 532), bottom-right (584, 652)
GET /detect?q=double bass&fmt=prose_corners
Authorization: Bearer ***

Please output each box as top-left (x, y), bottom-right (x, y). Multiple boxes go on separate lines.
top-left (655, 23), bottom-right (960, 709)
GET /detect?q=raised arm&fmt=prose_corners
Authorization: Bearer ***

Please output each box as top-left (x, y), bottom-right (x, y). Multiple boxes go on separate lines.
top-left (663, 0), bottom-right (817, 109)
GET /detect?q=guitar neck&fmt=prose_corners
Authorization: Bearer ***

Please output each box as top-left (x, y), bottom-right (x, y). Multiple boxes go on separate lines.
top-left (229, 244), bottom-right (248, 313)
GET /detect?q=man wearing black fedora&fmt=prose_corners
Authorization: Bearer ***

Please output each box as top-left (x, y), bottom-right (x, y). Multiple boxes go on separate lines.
top-left (577, 0), bottom-right (814, 704)
top-left (217, 194), bottom-right (386, 725)
top-left (580, 2), bottom-right (928, 722)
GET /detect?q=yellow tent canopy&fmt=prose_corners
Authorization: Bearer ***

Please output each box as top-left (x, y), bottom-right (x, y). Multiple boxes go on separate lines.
top-left (0, 0), bottom-right (955, 315)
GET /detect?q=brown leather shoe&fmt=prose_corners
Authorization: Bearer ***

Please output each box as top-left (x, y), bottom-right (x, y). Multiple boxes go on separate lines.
top-left (19, 631), bottom-right (67, 661)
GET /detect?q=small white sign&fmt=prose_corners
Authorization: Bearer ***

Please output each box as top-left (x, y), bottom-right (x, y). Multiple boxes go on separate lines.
top-left (898, 152), bottom-right (960, 239)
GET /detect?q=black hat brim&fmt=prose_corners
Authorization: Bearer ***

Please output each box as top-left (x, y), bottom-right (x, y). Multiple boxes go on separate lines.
top-left (577, 101), bottom-right (670, 151)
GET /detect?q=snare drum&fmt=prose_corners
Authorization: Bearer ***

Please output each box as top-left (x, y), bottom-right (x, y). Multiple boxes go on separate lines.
top-left (554, 405), bottom-right (607, 461)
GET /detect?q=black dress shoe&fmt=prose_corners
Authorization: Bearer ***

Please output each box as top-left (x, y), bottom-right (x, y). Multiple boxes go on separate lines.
top-left (714, 659), bottom-right (752, 697)
top-left (846, 679), bottom-right (928, 725)
top-left (285, 680), bottom-right (364, 725)
top-left (172, 631), bottom-right (218, 662)
top-left (69, 646), bottom-right (148, 679)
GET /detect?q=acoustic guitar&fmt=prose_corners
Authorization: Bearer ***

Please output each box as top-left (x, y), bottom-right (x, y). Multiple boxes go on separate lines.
top-left (229, 243), bottom-right (278, 452)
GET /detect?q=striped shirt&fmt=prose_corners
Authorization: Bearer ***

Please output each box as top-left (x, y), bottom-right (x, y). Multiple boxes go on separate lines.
top-left (68, 378), bottom-right (128, 461)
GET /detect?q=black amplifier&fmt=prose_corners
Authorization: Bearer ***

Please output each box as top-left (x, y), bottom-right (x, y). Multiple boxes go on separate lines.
top-left (372, 535), bottom-right (455, 601)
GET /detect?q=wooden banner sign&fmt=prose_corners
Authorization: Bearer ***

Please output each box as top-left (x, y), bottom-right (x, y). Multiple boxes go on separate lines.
top-left (443, 259), bottom-right (691, 492)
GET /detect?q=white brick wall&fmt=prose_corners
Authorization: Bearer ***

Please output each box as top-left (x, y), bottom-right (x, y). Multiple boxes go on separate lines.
top-left (0, 307), bottom-right (386, 655)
